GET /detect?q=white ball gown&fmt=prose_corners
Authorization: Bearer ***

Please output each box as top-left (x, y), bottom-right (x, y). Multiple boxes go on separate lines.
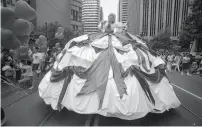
top-left (38, 21), bottom-right (180, 120)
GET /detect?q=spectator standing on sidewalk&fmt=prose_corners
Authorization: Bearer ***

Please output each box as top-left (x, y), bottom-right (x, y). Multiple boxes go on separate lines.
top-left (167, 53), bottom-right (174, 73)
top-left (31, 47), bottom-right (41, 89)
top-left (173, 54), bottom-right (181, 72)
top-left (18, 60), bottom-right (33, 87)
top-left (13, 60), bottom-right (22, 82)
top-left (181, 53), bottom-right (191, 76)
top-left (38, 48), bottom-right (46, 74)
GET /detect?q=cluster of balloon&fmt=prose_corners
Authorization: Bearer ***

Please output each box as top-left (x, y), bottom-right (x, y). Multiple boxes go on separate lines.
top-left (1, 0), bottom-right (36, 50)
top-left (9, 49), bottom-right (18, 59)
top-left (55, 27), bottom-right (65, 40)
top-left (35, 35), bottom-right (48, 53)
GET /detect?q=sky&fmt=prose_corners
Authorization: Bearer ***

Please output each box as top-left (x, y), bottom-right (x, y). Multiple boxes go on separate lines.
top-left (100, 0), bottom-right (119, 21)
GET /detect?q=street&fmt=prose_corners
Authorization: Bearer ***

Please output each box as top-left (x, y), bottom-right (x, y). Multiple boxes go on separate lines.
top-left (1, 71), bottom-right (202, 126)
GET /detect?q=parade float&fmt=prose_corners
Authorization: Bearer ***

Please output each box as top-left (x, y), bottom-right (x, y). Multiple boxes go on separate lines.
top-left (38, 13), bottom-right (181, 120)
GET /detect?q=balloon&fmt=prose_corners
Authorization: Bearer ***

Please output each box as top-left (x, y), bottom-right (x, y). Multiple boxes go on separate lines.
top-left (39, 44), bottom-right (47, 53)
top-left (35, 39), bottom-right (40, 45)
top-left (16, 35), bottom-right (30, 45)
top-left (9, 49), bottom-right (15, 53)
top-left (1, 29), bottom-right (21, 49)
top-left (38, 35), bottom-right (47, 45)
top-left (1, 7), bottom-right (16, 30)
top-left (14, 0), bottom-right (36, 21)
top-left (1, 0), bottom-right (36, 50)
top-left (39, 35), bottom-right (47, 42)
top-left (55, 32), bottom-right (64, 39)
top-left (9, 49), bottom-right (17, 59)
top-left (17, 46), bottom-right (30, 60)
top-left (57, 27), bottom-right (64, 34)
top-left (12, 19), bottom-right (34, 35)
top-left (55, 27), bottom-right (64, 39)
top-left (55, 42), bottom-right (60, 48)
top-left (43, 41), bottom-right (48, 45)
top-left (29, 22), bottom-right (34, 32)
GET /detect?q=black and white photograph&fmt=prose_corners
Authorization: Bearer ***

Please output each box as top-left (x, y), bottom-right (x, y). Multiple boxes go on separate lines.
top-left (1, 0), bottom-right (202, 126)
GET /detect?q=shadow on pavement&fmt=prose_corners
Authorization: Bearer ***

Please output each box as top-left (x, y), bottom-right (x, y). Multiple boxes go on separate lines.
top-left (1, 77), bottom-right (42, 108)
top-left (3, 92), bottom-right (52, 126)
top-left (1, 71), bottom-right (202, 126)
top-left (97, 107), bottom-right (202, 126)
top-left (43, 109), bottom-right (90, 126)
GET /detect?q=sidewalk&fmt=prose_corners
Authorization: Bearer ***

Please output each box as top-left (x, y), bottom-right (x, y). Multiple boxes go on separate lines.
top-left (3, 92), bottom-right (51, 126)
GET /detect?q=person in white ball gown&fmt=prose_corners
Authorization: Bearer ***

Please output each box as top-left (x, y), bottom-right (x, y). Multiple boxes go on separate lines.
top-left (38, 13), bottom-right (180, 120)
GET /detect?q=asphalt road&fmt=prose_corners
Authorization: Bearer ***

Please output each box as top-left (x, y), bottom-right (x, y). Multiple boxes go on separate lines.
top-left (1, 71), bottom-right (202, 126)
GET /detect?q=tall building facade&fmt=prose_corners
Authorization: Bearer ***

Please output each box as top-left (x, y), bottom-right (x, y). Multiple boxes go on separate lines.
top-left (36, 0), bottom-right (82, 31)
top-left (35, 0), bottom-right (71, 28)
top-left (117, 0), bottom-right (128, 23)
top-left (1, 0), bottom-right (17, 8)
top-left (82, 0), bottom-right (100, 34)
top-left (127, 0), bottom-right (190, 40)
top-left (71, 0), bottom-right (82, 32)
top-left (99, 6), bottom-right (103, 21)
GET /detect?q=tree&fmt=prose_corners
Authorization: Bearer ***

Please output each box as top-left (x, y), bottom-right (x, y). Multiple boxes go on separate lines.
top-left (37, 21), bottom-right (62, 40)
top-left (178, 31), bottom-right (192, 51)
top-left (35, 21), bottom-right (75, 47)
top-left (150, 28), bottom-right (174, 51)
top-left (180, 0), bottom-right (202, 49)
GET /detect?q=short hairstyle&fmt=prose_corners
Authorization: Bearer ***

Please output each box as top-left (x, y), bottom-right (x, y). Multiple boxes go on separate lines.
top-left (27, 60), bottom-right (32, 66)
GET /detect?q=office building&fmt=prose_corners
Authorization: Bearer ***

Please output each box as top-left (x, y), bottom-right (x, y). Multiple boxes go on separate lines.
top-left (82, 0), bottom-right (100, 34)
top-left (127, 0), bottom-right (190, 40)
top-left (71, 0), bottom-right (82, 32)
top-left (99, 6), bottom-right (103, 21)
top-left (36, 0), bottom-right (82, 31)
top-left (117, 0), bottom-right (128, 23)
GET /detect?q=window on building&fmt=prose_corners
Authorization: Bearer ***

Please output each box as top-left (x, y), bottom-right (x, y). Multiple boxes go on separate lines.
top-left (71, 9), bottom-right (79, 21)
top-left (71, 10), bottom-right (74, 15)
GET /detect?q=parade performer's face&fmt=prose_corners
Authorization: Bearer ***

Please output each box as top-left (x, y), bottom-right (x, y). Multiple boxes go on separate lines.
top-left (108, 13), bottom-right (116, 24)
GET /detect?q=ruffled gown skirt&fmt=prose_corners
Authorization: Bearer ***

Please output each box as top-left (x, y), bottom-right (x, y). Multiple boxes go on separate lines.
top-left (38, 34), bottom-right (180, 120)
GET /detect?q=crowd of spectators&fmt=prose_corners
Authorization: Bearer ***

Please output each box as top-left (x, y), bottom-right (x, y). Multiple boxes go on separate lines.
top-left (1, 42), bottom-right (62, 89)
top-left (159, 51), bottom-right (202, 76)
top-left (1, 41), bottom-right (202, 91)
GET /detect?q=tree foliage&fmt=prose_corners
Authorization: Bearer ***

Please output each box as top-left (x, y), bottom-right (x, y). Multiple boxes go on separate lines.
top-left (179, 0), bottom-right (202, 49)
top-left (178, 31), bottom-right (192, 50)
top-left (35, 21), bottom-right (76, 47)
top-left (150, 28), bottom-right (174, 51)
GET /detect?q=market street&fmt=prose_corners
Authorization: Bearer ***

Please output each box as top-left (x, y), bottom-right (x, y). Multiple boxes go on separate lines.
top-left (1, 71), bottom-right (202, 126)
